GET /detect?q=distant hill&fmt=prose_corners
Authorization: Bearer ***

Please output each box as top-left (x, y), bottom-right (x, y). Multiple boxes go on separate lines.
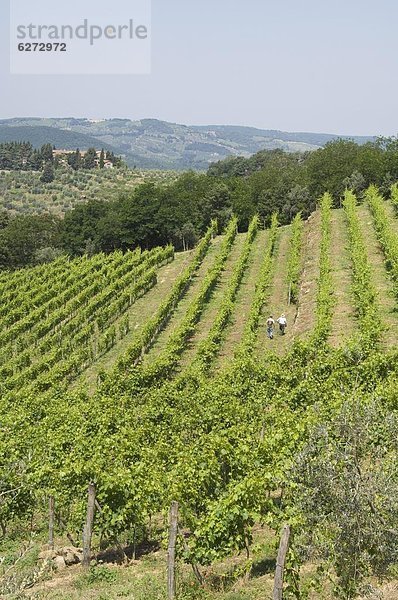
top-left (0, 118), bottom-right (376, 170)
top-left (0, 124), bottom-right (119, 154)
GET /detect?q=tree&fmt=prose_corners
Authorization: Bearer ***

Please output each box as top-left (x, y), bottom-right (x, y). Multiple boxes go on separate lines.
top-left (29, 149), bottom-right (43, 170)
top-left (60, 199), bottom-right (109, 255)
top-left (377, 136), bottom-right (398, 180)
top-left (34, 246), bottom-right (64, 264)
top-left (173, 222), bottom-right (198, 251)
top-left (67, 149), bottom-right (82, 171)
top-left (0, 214), bottom-right (61, 269)
top-left (99, 148), bottom-right (105, 169)
top-left (291, 400), bottom-right (398, 598)
top-left (306, 140), bottom-right (364, 201)
top-left (284, 185), bottom-right (314, 221)
top-left (83, 148), bottom-right (97, 170)
top-left (40, 143), bottom-right (54, 163)
top-left (202, 183), bottom-right (232, 230)
top-left (343, 170), bottom-right (367, 197)
top-left (0, 210), bottom-right (10, 230)
top-left (115, 184), bottom-right (162, 249)
top-left (0, 141), bottom-right (34, 170)
top-left (40, 162), bottom-right (55, 183)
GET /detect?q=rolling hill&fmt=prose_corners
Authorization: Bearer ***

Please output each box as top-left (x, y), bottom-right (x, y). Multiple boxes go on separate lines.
top-left (0, 117), bottom-right (375, 170)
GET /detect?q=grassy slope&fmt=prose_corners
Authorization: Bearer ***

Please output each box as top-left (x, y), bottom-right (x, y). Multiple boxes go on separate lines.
top-left (142, 235), bottom-right (224, 365)
top-left (258, 226), bottom-right (301, 355)
top-left (291, 211), bottom-right (322, 341)
top-left (74, 201), bottom-right (398, 394)
top-left (382, 199), bottom-right (398, 232)
top-left (76, 250), bottom-right (194, 393)
top-left (0, 169), bottom-right (177, 216)
top-left (215, 230), bottom-right (269, 368)
top-left (178, 233), bottom-right (248, 369)
top-left (328, 209), bottom-right (356, 347)
top-left (356, 204), bottom-right (398, 349)
top-left (8, 206), bottom-right (398, 599)
top-left (16, 525), bottom-right (279, 600)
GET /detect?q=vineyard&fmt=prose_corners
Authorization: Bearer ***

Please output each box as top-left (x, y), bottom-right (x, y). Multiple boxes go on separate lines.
top-left (3, 186), bottom-right (398, 599)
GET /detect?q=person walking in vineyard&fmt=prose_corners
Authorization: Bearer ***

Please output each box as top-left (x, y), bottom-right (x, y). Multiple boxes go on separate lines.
top-left (266, 315), bottom-right (275, 339)
top-left (277, 313), bottom-right (287, 335)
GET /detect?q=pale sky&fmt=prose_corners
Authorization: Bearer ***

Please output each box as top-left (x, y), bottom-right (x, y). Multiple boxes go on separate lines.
top-left (1, 0), bottom-right (398, 136)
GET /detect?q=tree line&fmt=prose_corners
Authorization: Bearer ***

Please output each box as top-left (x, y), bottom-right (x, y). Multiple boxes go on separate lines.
top-left (1, 138), bottom-right (398, 270)
top-left (0, 142), bottom-right (123, 184)
top-left (0, 142), bottom-right (54, 171)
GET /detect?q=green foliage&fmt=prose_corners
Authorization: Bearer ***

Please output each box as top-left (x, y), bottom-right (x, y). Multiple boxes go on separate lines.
top-left (84, 147), bottom-right (98, 170)
top-left (0, 244), bottom-right (174, 401)
top-left (0, 141), bottom-right (35, 170)
top-left (76, 565), bottom-right (118, 586)
top-left (391, 182), bottom-right (398, 213)
top-left (343, 190), bottom-right (379, 348)
top-left (305, 140), bottom-right (384, 200)
top-left (291, 400), bottom-right (398, 598)
top-left (311, 193), bottom-right (334, 343)
top-left (40, 161), bottom-right (55, 184)
top-left (286, 213), bottom-right (304, 304)
top-left (366, 185), bottom-right (398, 297)
top-left (194, 215), bottom-right (259, 371)
top-left (0, 213), bottom-right (61, 269)
top-left (4, 182), bottom-right (398, 600)
top-left (115, 221), bottom-right (217, 371)
top-left (237, 213), bottom-right (278, 356)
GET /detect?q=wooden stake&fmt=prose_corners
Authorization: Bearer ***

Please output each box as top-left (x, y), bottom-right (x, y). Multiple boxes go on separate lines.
top-left (82, 482), bottom-right (96, 568)
top-left (273, 524), bottom-right (291, 600)
top-left (48, 496), bottom-right (55, 550)
top-left (167, 501), bottom-right (179, 599)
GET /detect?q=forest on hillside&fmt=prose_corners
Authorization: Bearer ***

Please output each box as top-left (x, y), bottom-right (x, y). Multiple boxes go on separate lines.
top-left (1, 137), bottom-right (398, 269)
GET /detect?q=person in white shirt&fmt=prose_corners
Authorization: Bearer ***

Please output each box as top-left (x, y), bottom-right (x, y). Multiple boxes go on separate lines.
top-left (277, 314), bottom-right (287, 335)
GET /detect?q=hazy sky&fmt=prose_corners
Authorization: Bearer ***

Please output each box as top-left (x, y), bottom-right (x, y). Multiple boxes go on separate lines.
top-left (1, 0), bottom-right (398, 135)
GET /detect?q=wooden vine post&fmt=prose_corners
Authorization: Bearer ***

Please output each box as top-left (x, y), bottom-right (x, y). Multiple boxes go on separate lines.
top-left (273, 524), bottom-right (291, 600)
top-left (167, 501), bottom-right (179, 599)
top-left (48, 496), bottom-right (55, 550)
top-left (82, 482), bottom-right (96, 568)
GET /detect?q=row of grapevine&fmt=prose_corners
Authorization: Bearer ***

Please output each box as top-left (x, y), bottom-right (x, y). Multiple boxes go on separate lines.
top-left (0, 254), bottom-right (70, 297)
top-left (367, 185), bottom-right (398, 293)
top-left (343, 190), bottom-right (379, 346)
top-left (1, 266), bottom-right (159, 397)
top-left (286, 212), bottom-right (304, 304)
top-left (0, 247), bottom-right (175, 398)
top-left (2, 224), bottom-right (217, 400)
top-left (7, 204), bottom-right (398, 588)
top-left (149, 217), bottom-right (239, 376)
top-left (0, 249), bottom-right (146, 349)
top-left (0, 252), bottom-right (121, 327)
top-left (194, 215), bottom-right (260, 371)
top-left (236, 213), bottom-right (279, 356)
top-left (312, 193), bottom-right (334, 342)
top-left (115, 220), bottom-right (218, 372)
top-left (0, 246), bottom-right (172, 366)
top-left (103, 217), bottom-right (238, 395)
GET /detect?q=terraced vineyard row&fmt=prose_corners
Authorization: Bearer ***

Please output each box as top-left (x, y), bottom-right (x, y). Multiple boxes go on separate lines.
top-left (3, 189), bottom-right (398, 402)
top-left (4, 187), bottom-right (398, 597)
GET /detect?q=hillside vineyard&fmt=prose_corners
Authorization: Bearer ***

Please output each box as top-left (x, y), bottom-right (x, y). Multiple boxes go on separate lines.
top-left (3, 185), bottom-right (398, 583)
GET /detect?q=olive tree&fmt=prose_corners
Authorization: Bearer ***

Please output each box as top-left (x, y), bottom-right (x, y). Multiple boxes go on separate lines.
top-left (291, 400), bottom-right (398, 598)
